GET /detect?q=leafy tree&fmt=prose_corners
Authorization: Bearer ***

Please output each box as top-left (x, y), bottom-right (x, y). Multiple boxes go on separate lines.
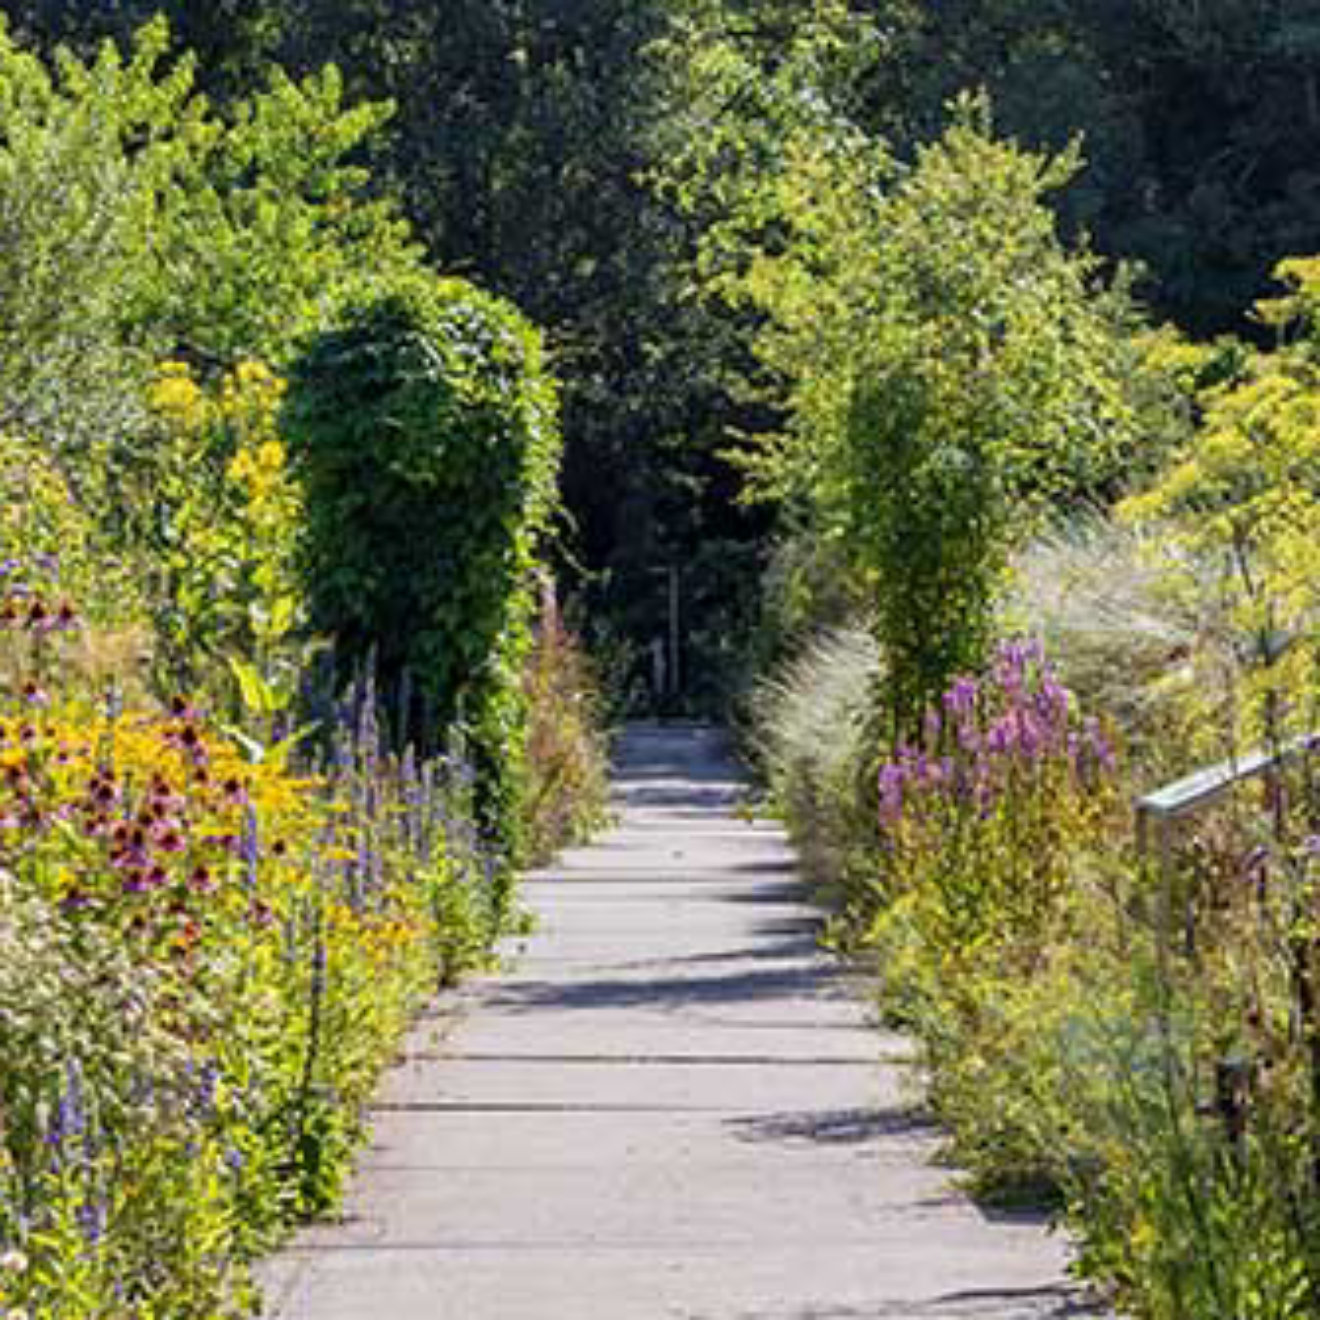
top-left (0, 16), bottom-right (419, 463)
top-left (0, 14), bottom-right (175, 463)
top-left (138, 62), bottom-right (419, 367)
top-left (664, 24), bottom-right (1143, 728)
top-left (0, 15), bottom-right (442, 724)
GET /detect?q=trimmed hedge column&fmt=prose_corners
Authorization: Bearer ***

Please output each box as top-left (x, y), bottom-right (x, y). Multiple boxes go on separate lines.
top-left (285, 278), bottom-right (562, 862)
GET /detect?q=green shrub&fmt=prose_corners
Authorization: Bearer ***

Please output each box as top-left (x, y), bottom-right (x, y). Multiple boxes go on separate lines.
top-left (285, 279), bottom-right (562, 862)
top-left (0, 17), bottom-right (418, 475)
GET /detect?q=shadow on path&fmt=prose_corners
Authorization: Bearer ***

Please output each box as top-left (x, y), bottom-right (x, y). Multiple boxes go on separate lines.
top-left (726, 1106), bottom-right (938, 1147)
top-left (729, 1288), bottom-right (1107, 1318)
top-left (487, 959), bottom-right (845, 1015)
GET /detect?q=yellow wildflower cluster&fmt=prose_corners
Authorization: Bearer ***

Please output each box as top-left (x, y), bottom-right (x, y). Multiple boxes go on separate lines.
top-left (144, 358), bottom-right (304, 711)
top-left (1121, 260), bottom-right (1320, 740)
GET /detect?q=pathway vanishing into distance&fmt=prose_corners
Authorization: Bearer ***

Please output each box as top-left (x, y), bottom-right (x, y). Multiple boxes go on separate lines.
top-left (262, 724), bottom-right (1100, 1319)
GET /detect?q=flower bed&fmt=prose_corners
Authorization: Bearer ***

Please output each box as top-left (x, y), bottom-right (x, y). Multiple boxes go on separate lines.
top-left (0, 681), bottom-right (501, 1317)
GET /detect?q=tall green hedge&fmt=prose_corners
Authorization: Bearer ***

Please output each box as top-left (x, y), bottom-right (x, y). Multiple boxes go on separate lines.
top-left (285, 278), bottom-right (562, 860)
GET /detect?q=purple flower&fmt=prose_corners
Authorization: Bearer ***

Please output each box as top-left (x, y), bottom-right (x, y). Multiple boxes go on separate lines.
top-left (1016, 710), bottom-right (1042, 759)
top-left (986, 719), bottom-right (1013, 757)
top-left (995, 644), bottom-right (1026, 689)
top-left (878, 763), bottom-right (907, 826)
top-left (110, 826), bottom-right (150, 870)
top-left (923, 707), bottom-right (942, 747)
top-left (76, 1200), bottom-right (104, 1246)
top-left (49, 1062), bottom-right (86, 1145)
top-left (21, 681), bottom-right (50, 708)
top-left (241, 804), bottom-right (260, 888)
top-left (195, 1062), bottom-right (220, 1118)
top-left (1034, 676), bottom-right (1069, 726)
top-left (1084, 717), bottom-right (1116, 771)
top-left (153, 825), bottom-right (186, 853)
top-left (943, 676), bottom-right (979, 717)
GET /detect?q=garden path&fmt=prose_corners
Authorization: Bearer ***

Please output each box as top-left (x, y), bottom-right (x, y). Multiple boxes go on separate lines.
top-left (260, 724), bottom-right (1100, 1319)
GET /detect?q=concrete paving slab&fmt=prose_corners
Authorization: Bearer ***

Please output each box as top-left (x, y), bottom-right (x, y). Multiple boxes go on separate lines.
top-left (260, 724), bottom-right (1104, 1320)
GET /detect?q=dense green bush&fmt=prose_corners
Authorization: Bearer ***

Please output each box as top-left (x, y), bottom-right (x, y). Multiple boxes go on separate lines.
top-left (0, 17), bottom-right (418, 471)
top-left (285, 280), bottom-right (562, 862)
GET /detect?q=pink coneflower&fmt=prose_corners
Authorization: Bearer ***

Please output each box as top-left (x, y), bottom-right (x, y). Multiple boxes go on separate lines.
top-left (153, 823), bottom-right (187, 853)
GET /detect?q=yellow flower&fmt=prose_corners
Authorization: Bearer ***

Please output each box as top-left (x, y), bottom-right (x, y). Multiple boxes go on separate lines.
top-left (256, 440), bottom-right (286, 472)
top-left (149, 362), bottom-right (209, 431)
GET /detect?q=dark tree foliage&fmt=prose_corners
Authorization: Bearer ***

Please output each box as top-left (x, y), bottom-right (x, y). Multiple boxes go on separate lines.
top-left (2, 0), bottom-right (284, 94)
top-left (883, 0), bottom-right (1320, 334)
top-left (10, 0), bottom-right (1320, 332)
top-left (11, 0), bottom-right (1320, 704)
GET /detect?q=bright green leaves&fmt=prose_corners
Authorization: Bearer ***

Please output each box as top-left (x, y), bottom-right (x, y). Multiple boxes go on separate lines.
top-left (0, 15), bottom-right (435, 715)
top-left (0, 17), bottom-right (183, 453)
top-left (145, 62), bottom-right (418, 365)
top-left (0, 15), bottom-right (418, 474)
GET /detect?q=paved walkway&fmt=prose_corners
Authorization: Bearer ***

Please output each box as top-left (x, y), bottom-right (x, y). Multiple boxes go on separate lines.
top-left (261, 724), bottom-right (1098, 1319)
